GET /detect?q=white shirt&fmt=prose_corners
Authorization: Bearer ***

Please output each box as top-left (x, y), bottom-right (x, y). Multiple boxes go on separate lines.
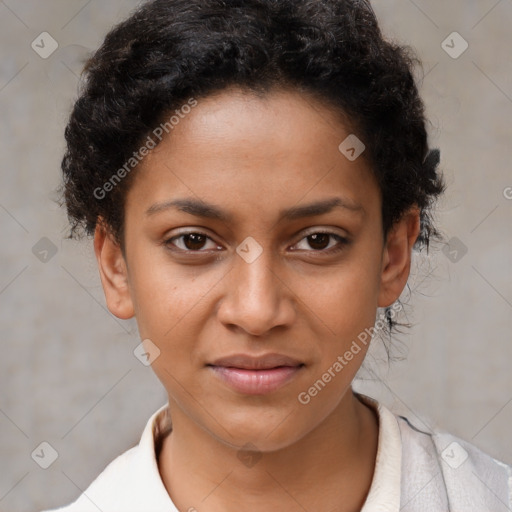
top-left (42, 393), bottom-right (512, 511)
top-left (43, 393), bottom-right (402, 511)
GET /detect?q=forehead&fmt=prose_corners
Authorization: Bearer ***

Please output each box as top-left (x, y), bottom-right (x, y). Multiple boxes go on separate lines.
top-left (127, 87), bottom-right (380, 227)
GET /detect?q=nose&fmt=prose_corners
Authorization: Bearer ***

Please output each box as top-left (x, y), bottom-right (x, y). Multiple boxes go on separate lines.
top-left (217, 247), bottom-right (296, 337)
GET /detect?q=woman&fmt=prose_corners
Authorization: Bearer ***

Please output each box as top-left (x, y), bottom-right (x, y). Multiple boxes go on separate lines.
top-left (45, 0), bottom-right (511, 510)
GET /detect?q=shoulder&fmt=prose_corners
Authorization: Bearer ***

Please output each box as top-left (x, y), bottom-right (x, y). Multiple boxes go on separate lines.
top-left (397, 413), bottom-right (512, 511)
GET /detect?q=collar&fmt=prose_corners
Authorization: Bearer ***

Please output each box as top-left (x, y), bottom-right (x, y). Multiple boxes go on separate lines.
top-left (138, 392), bottom-right (402, 511)
top-left (356, 393), bottom-right (402, 512)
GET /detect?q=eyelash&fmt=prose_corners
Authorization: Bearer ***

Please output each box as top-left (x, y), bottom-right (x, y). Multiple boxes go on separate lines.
top-left (163, 230), bottom-right (349, 255)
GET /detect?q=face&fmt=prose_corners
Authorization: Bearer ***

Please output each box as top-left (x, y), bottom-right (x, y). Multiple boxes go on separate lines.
top-left (95, 86), bottom-right (419, 451)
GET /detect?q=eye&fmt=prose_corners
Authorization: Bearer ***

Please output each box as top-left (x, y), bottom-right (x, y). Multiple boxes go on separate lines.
top-left (292, 232), bottom-right (349, 253)
top-left (164, 230), bottom-right (349, 255)
top-left (165, 231), bottom-right (220, 252)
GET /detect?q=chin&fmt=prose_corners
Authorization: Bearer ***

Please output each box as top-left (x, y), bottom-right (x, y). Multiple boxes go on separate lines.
top-left (208, 410), bottom-right (307, 452)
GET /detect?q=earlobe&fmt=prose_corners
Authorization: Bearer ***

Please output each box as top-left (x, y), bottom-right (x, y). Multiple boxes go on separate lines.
top-left (377, 207), bottom-right (420, 308)
top-left (93, 222), bottom-right (135, 320)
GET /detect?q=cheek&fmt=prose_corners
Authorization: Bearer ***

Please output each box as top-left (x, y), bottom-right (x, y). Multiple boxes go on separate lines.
top-left (128, 255), bottom-right (220, 389)
top-left (302, 259), bottom-right (381, 340)
top-left (127, 245), bottom-right (217, 337)
top-left (295, 250), bottom-right (382, 396)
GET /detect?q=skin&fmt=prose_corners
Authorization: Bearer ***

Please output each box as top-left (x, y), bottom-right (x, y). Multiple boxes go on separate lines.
top-left (94, 86), bottom-right (420, 512)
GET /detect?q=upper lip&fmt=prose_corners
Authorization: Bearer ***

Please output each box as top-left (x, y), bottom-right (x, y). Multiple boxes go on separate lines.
top-left (209, 353), bottom-right (304, 370)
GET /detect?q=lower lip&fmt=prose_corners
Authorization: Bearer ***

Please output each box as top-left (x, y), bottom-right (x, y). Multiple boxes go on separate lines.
top-left (209, 365), bottom-right (303, 395)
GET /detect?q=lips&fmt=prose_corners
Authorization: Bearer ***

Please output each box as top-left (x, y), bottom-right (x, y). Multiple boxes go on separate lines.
top-left (207, 353), bottom-right (305, 395)
top-left (209, 353), bottom-right (304, 370)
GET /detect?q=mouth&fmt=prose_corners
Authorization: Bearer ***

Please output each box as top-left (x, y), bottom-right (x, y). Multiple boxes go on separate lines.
top-left (207, 353), bottom-right (305, 395)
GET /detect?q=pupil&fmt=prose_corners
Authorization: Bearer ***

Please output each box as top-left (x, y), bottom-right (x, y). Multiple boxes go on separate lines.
top-left (309, 234), bottom-right (329, 250)
top-left (185, 233), bottom-right (206, 250)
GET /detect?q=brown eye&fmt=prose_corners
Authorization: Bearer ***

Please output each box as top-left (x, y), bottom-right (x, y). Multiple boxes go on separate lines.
top-left (182, 233), bottom-right (207, 250)
top-left (165, 232), bottom-right (219, 252)
top-left (293, 232), bottom-right (349, 254)
top-left (307, 233), bottom-right (330, 250)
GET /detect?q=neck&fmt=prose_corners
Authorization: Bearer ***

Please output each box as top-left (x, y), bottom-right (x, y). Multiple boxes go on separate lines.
top-left (158, 390), bottom-right (378, 512)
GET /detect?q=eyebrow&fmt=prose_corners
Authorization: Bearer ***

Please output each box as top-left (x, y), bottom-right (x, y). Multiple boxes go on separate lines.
top-left (145, 196), bottom-right (365, 222)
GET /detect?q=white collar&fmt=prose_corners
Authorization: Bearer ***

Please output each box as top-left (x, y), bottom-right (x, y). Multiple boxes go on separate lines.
top-left (357, 393), bottom-right (402, 512)
top-left (139, 393), bottom-right (402, 511)
top-left (49, 393), bottom-right (402, 511)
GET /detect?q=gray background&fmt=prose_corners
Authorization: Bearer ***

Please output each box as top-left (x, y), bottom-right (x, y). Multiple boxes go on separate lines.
top-left (0, 1), bottom-right (511, 511)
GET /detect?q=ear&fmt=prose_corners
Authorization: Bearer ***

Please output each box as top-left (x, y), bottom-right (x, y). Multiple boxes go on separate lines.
top-left (93, 221), bottom-right (135, 320)
top-left (377, 207), bottom-right (421, 308)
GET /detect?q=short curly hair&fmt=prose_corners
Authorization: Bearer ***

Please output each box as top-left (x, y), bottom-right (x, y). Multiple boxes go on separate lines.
top-left (59, 0), bottom-right (445, 333)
